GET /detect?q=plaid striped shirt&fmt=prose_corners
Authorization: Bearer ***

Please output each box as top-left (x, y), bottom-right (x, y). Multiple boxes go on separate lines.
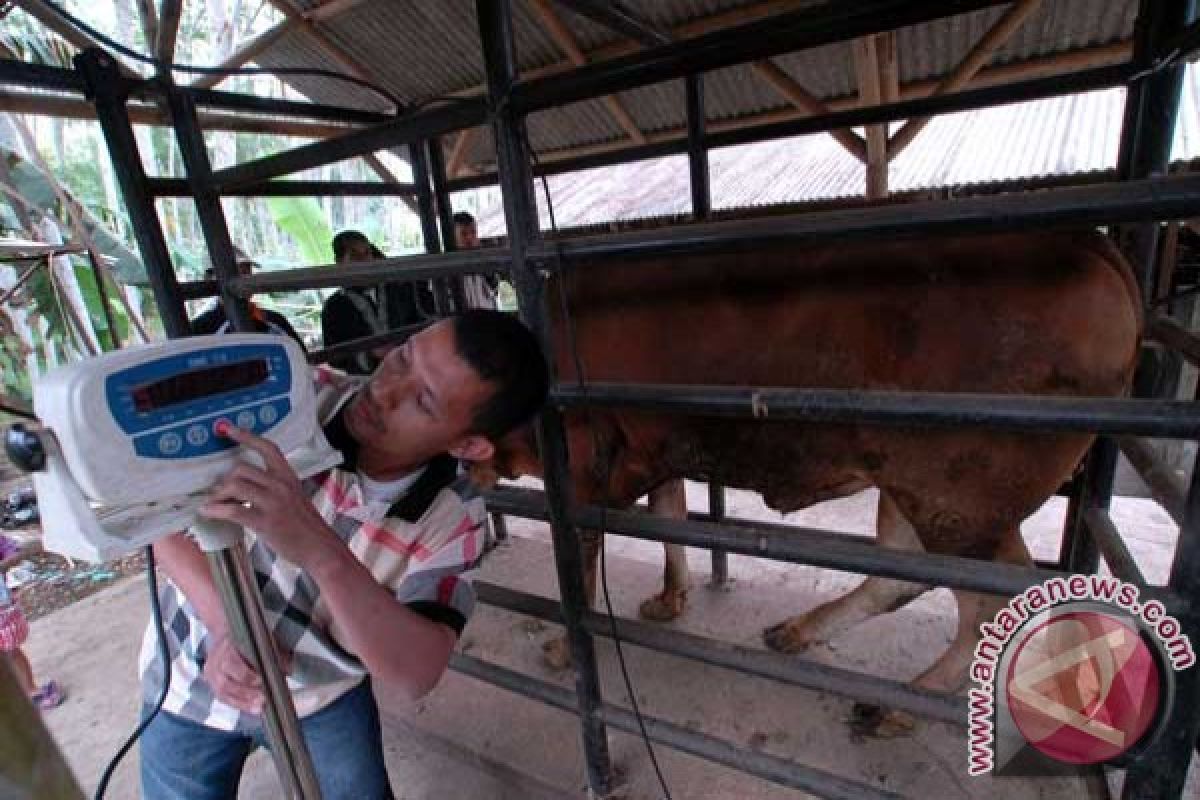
top-left (138, 368), bottom-right (488, 732)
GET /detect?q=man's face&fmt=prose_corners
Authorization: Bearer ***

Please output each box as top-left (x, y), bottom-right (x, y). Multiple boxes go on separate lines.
top-left (344, 320), bottom-right (496, 476)
top-left (340, 239), bottom-right (375, 263)
top-left (455, 222), bottom-right (479, 250)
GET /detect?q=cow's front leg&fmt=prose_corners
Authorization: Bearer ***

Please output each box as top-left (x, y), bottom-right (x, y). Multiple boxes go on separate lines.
top-left (542, 527), bottom-right (603, 670)
top-left (639, 480), bottom-right (690, 622)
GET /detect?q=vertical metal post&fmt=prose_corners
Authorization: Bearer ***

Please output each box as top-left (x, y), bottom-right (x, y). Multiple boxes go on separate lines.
top-left (1121, 451), bottom-right (1200, 799)
top-left (477, 0), bottom-right (613, 795)
top-left (1061, 439), bottom-right (1114, 573)
top-left (74, 49), bottom-right (190, 338)
top-left (428, 136), bottom-right (469, 311)
top-left (163, 85), bottom-right (254, 332)
top-left (685, 74), bottom-right (710, 220)
top-left (409, 140), bottom-right (452, 314)
top-left (1117, 0), bottom-right (1196, 296)
top-left (707, 483), bottom-right (729, 586)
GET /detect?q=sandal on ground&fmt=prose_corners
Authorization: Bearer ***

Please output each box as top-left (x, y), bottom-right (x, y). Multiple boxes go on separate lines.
top-left (31, 680), bottom-right (65, 710)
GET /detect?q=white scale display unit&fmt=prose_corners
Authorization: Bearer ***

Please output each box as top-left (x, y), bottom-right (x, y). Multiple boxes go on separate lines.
top-left (29, 334), bottom-right (341, 561)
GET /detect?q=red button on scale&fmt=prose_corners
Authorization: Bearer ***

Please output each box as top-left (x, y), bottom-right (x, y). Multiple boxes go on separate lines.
top-left (213, 418), bottom-right (233, 436)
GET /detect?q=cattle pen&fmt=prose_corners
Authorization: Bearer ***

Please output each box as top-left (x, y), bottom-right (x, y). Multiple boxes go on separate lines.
top-left (5, 0), bottom-right (1200, 798)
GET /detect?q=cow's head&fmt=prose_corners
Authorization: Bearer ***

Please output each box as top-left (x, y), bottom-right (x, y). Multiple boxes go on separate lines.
top-left (467, 423), bottom-right (542, 487)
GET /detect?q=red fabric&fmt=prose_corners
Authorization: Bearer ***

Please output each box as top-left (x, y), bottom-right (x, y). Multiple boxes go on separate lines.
top-left (0, 603), bottom-right (29, 651)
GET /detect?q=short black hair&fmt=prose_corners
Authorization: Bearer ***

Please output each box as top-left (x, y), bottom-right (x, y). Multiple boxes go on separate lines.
top-left (452, 310), bottom-right (548, 439)
top-left (452, 211), bottom-right (476, 227)
top-left (332, 230), bottom-right (370, 261)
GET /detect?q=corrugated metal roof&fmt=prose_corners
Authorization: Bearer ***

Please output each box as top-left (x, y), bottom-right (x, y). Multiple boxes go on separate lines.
top-left (475, 65), bottom-right (1200, 235)
top-left (255, 0), bottom-right (1140, 166)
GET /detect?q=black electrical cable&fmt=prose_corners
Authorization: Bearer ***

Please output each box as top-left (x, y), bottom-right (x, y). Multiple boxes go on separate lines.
top-left (527, 140), bottom-right (674, 800)
top-left (35, 0), bottom-right (404, 110)
top-left (93, 545), bottom-right (170, 800)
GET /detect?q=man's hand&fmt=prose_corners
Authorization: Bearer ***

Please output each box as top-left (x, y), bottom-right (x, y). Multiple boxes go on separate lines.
top-left (203, 635), bottom-right (265, 714)
top-left (199, 423), bottom-right (338, 570)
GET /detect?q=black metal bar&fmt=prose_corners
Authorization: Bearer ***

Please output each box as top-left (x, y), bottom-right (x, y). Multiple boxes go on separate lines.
top-left (1117, 435), bottom-right (1185, 525)
top-left (74, 50), bottom-right (190, 338)
top-left (409, 140), bottom-right (442, 257)
top-left (511, 0), bottom-right (1009, 114)
top-left (486, 487), bottom-right (1187, 612)
top-left (449, 654), bottom-right (902, 800)
top-left (427, 135), bottom-right (468, 311)
top-left (182, 86), bottom-right (390, 126)
top-left (1063, 438), bottom-right (1118, 573)
top-left (220, 249), bottom-right (512, 295)
top-left (526, 172), bottom-right (1200, 262)
top-left (209, 100), bottom-right (487, 191)
top-left (1118, 0), bottom-right (1196, 298)
top-left (306, 325), bottom-right (426, 365)
top-left (146, 178), bottom-right (419, 197)
top-left (0, 59), bottom-right (85, 92)
top-left (450, 62), bottom-right (1138, 193)
top-left (707, 483), bottom-right (729, 586)
top-left (1122, 446), bottom-right (1200, 798)
top-left (474, 581), bottom-right (966, 724)
top-left (549, 1), bottom-right (671, 47)
top-left (1084, 508), bottom-right (1146, 587)
top-left (1147, 315), bottom-right (1200, 369)
top-left (685, 74), bottom-right (710, 220)
top-left (163, 85), bottom-right (254, 332)
top-left (552, 383), bottom-right (1200, 438)
top-left (477, 0), bottom-right (613, 794)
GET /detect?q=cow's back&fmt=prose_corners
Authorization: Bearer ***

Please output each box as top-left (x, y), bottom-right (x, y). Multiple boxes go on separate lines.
top-left (548, 230), bottom-right (1141, 557)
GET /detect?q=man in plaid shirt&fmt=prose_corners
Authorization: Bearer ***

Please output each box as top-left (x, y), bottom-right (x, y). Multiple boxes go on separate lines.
top-left (138, 311), bottom-right (549, 799)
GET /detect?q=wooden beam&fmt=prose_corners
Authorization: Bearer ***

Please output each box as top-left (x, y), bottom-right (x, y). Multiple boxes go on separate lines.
top-left (889, 0), bottom-right (1042, 156)
top-left (447, 129), bottom-right (477, 177)
top-left (529, 0), bottom-right (646, 145)
top-left (190, 18), bottom-right (299, 90)
top-left (305, 0), bottom-right (372, 23)
top-left (0, 88), bottom-right (359, 138)
top-left (751, 60), bottom-right (866, 162)
top-left (491, 41), bottom-right (1133, 169)
top-left (854, 35), bottom-right (887, 199)
top-left (12, 0), bottom-right (142, 78)
top-left (265, 0), bottom-right (397, 111)
top-left (156, 0), bottom-right (184, 66)
top-left (364, 153), bottom-right (420, 215)
top-left (135, 0), bottom-right (158, 56)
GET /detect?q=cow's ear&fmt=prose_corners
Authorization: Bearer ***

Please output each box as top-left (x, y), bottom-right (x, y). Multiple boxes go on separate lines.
top-left (449, 434), bottom-right (495, 464)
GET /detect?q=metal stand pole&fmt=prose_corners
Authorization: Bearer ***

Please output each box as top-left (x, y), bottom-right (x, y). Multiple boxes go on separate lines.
top-left (197, 521), bottom-right (321, 799)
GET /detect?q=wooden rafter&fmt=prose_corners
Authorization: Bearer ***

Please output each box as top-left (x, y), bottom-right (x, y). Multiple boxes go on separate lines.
top-left (751, 60), bottom-right (866, 163)
top-left (528, 0), bottom-right (646, 145)
top-left (264, 0), bottom-right (397, 111)
top-left (889, 0), bottom-right (1042, 157)
top-left (446, 129), bottom-right (477, 178)
top-left (305, 0), bottom-right (372, 23)
top-left (12, 0), bottom-right (142, 78)
top-left (363, 153), bottom-right (419, 215)
top-left (853, 35), bottom-right (887, 199)
top-left (491, 41), bottom-right (1132, 171)
top-left (190, 18), bottom-right (299, 89)
top-left (156, 0), bottom-right (183, 65)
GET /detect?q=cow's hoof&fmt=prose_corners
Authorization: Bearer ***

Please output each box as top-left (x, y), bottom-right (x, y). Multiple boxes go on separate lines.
top-left (849, 703), bottom-right (916, 739)
top-left (638, 590), bottom-right (686, 622)
top-left (542, 636), bottom-right (572, 671)
top-left (762, 618), bottom-right (818, 654)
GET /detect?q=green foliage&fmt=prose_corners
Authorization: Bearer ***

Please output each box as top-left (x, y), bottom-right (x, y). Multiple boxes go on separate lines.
top-left (265, 196), bottom-right (335, 266)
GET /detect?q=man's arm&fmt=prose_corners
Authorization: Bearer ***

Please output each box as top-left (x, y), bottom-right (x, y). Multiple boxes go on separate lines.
top-left (151, 532), bottom-right (270, 713)
top-left (199, 426), bottom-right (458, 702)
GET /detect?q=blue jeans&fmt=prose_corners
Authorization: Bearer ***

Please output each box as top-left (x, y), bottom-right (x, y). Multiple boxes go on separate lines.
top-left (139, 680), bottom-right (393, 799)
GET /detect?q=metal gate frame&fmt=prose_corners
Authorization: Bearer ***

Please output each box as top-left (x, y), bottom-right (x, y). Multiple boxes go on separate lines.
top-left (6, 0), bottom-right (1200, 796)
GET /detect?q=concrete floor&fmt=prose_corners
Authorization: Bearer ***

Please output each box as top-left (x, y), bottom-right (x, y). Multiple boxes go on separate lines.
top-left (21, 484), bottom-right (1200, 799)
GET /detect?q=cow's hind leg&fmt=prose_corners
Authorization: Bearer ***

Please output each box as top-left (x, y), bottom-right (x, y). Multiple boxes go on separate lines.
top-left (639, 480), bottom-right (690, 622)
top-left (853, 527), bottom-right (1033, 738)
top-left (764, 491), bottom-right (928, 653)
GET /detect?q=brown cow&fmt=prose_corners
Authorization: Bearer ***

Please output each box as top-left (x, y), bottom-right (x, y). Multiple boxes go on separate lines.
top-left (484, 229), bottom-right (1141, 735)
